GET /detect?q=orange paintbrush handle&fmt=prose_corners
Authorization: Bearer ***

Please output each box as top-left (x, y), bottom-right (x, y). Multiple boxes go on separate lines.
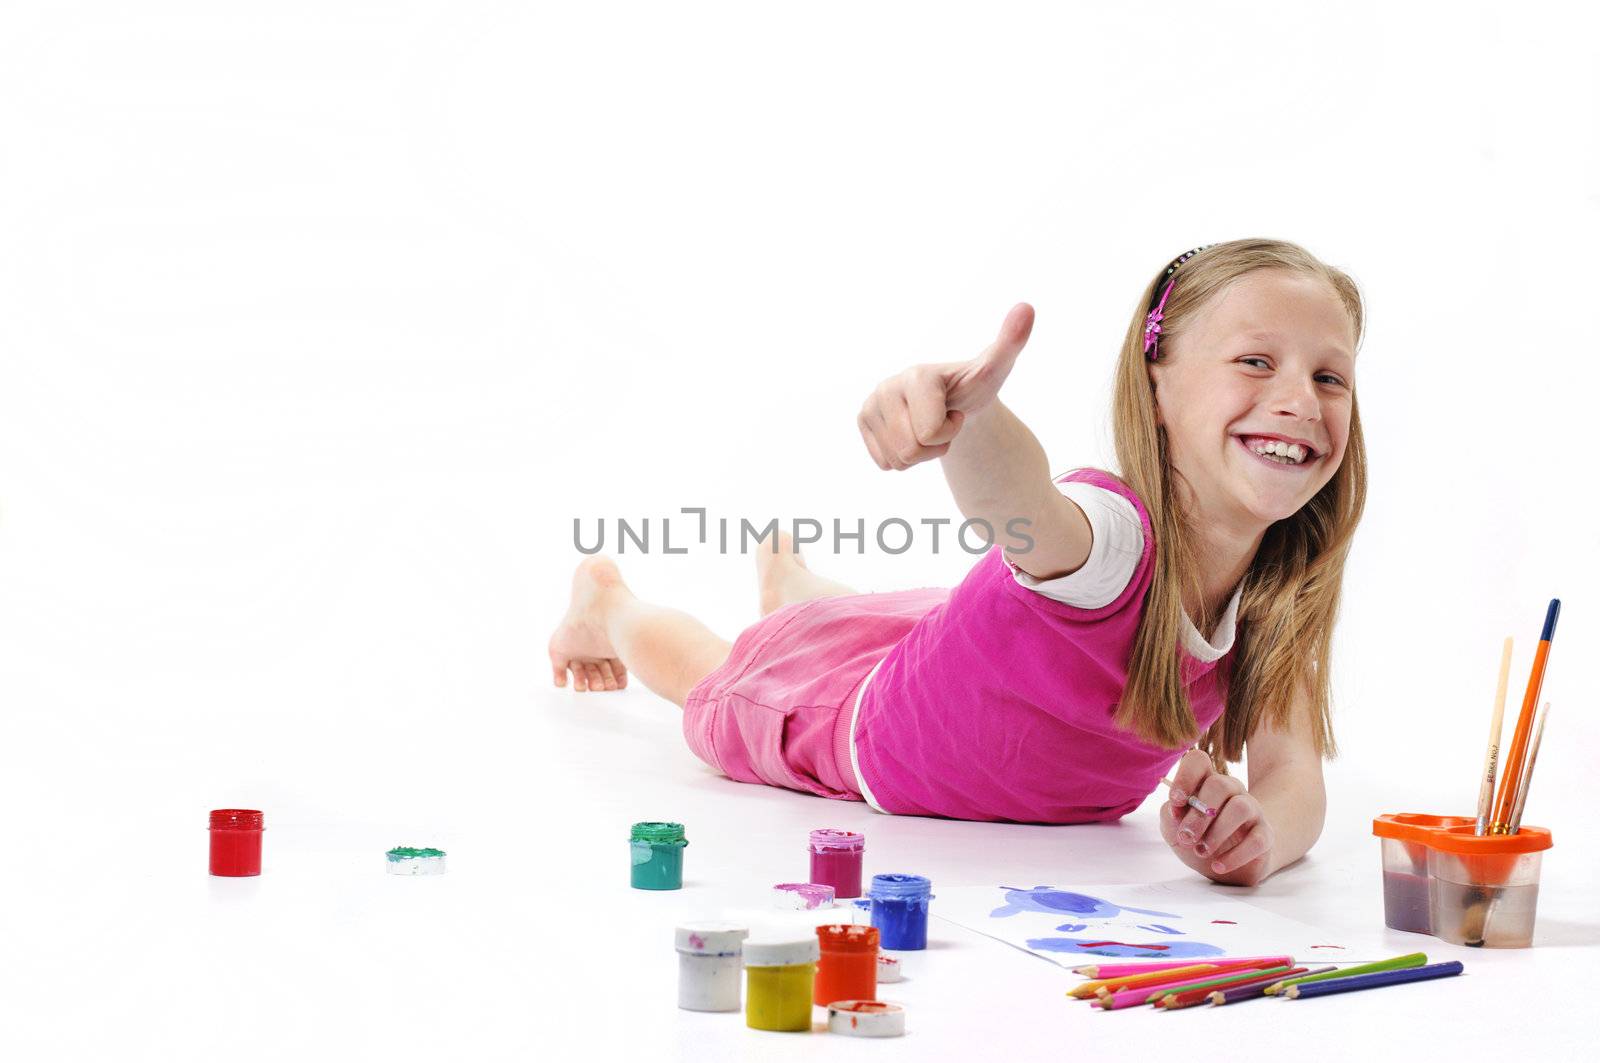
top-left (1492, 601), bottom-right (1560, 830)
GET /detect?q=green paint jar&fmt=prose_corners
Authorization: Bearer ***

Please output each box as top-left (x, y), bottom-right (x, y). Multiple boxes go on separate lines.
top-left (630, 821), bottom-right (688, 890)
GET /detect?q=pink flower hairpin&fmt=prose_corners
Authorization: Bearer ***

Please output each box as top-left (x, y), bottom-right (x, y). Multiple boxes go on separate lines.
top-left (1143, 280), bottom-right (1175, 360)
top-left (1143, 244), bottom-right (1216, 361)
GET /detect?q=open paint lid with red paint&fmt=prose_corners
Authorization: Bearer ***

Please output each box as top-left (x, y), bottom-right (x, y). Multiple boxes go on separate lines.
top-left (826, 1000), bottom-right (905, 1037)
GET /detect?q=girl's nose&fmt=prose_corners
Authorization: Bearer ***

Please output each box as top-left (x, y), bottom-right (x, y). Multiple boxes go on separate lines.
top-left (1268, 376), bottom-right (1321, 419)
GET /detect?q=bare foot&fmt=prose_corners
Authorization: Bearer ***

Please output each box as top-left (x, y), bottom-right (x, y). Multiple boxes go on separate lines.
top-left (755, 531), bottom-right (807, 616)
top-left (549, 556), bottom-right (630, 691)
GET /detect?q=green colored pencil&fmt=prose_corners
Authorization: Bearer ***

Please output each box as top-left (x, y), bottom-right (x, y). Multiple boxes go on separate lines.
top-left (1265, 952), bottom-right (1427, 995)
top-left (1144, 964), bottom-right (1297, 1004)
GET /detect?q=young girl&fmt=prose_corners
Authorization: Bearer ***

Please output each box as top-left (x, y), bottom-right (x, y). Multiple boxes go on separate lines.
top-left (549, 238), bottom-right (1366, 886)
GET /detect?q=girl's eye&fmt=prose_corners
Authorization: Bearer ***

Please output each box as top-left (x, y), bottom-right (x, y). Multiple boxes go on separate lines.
top-left (1241, 357), bottom-right (1347, 388)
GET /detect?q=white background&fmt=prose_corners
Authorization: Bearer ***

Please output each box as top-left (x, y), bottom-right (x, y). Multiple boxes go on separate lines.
top-left (0, 1), bottom-right (1594, 1059)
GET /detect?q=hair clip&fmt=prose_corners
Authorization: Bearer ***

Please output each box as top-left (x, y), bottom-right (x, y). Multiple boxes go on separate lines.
top-left (1143, 244), bottom-right (1217, 361)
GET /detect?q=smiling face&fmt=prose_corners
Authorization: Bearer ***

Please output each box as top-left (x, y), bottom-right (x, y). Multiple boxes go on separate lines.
top-left (1150, 268), bottom-right (1356, 532)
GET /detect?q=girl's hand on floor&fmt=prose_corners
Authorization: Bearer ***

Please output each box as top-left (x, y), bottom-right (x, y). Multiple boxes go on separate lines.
top-left (857, 302), bottom-right (1034, 470)
top-left (1159, 748), bottom-right (1276, 886)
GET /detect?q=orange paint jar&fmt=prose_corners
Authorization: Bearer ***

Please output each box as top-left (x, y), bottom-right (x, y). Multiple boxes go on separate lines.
top-left (814, 924), bottom-right (878, 1007)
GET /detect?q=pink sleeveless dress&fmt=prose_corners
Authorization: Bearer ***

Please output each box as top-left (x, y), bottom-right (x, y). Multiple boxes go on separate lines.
top-left (680, 468), bottom-right (1238, 823)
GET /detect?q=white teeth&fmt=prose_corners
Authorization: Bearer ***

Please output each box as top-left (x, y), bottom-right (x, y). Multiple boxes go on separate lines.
top-left (1247, 438), bottom-right (1309, 464)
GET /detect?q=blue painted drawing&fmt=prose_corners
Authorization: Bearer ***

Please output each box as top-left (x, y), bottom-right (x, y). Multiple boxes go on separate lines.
top-left (991, 886), bottom-right (1224, 959)
top-left (989, 886), bottom-right (1180, 921)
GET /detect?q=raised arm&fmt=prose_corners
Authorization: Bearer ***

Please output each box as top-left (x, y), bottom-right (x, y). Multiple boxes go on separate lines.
top-left (856, 303), bottom-right (1092, 580)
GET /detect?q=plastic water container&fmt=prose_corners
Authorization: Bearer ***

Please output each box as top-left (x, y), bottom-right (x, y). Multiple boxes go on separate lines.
top-left (1372, 813), bottom-right (1552, 948)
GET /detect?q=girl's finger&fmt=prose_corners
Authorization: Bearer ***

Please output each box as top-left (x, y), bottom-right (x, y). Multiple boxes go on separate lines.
top-left (1167, 748), bottom-right (1214, 808)
top-left (885, 393), bottom-right (944, 468)
top-left (1176, 772), bottom-right (1243, 845)
top-left (1193, 793), bottom-right (1258, 859)
top-left (1209, 824), bottom-right (1271, 876)
top-left (597, 659), bottom-right (619, 691)
top-left (905, 367), bottom-right (961, 446)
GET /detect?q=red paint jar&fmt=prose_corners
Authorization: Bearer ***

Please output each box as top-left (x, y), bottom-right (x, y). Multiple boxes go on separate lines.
top-left (209, 809), bottom-right (264, 876)
top-left (808, 829), bottom-right (864, 899)
top-left (814, 923), bottom-right (879, 1007)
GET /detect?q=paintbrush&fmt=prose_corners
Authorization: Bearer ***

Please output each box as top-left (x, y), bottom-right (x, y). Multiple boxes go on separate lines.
top-left (1474, 638), bottom-right (1513, 836)
top-left (1460, 700), bottom-right (1552, 945)
top-left (1507, 700), bottom-right (1551, 834)
top-left (1490, 599), bottom-right (1559, 833)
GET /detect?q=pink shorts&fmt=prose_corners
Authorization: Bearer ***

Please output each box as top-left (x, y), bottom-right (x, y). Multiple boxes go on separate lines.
top-left (682, 588), bottom-right (949, 801)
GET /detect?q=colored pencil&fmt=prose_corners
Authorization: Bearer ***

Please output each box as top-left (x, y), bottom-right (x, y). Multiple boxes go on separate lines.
top-left (1209, 966), bottom-right (1339, 1006)
top-left (1506, 700), bottom-right (1550, 833)
top-left (1490, 599), bottom-right (1559, 833)
top-left (1069, 962), bottom-right (1223, 999)
top-left (1265, 952), bottom-right (1427, 994)
top-left (1474, 637), bottom-right (1514, 836)
top-left (1085, 958), bottom-right (1285, 1001)
top-left (1159, 967), bottom-right (1308, 1009)
top-left (1071, 954), bottom-right (1291, 979)
top-left (1284, 961), bottom-right (1464, 999)
top-left (1096, 984), bottom-right (1181, 1011)
top-left (1160, 776), bottom-right (1217, 817)
top-left (1143, 964), bottom-right (1297, 1005)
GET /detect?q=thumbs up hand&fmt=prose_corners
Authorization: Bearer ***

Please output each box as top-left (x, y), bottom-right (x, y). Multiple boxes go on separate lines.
top-left (857, 303), bottom-right (1035, 471)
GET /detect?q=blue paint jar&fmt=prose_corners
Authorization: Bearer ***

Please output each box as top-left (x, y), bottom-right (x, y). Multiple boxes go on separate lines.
top-left (868, 873), bottom-right (933, 950)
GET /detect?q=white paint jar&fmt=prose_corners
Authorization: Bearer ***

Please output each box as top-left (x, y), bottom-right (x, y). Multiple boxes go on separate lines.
top-left (674, 921), bottom-right (749, 1012)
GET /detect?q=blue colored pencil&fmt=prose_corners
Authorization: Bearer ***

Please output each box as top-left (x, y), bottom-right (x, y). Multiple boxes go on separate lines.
top-left (1284, 961), bottom-right (1464, 999)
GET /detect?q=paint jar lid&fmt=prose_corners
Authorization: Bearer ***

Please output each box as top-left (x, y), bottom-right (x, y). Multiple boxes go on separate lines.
top-left (674, 921), bottom-right (748, 956)
top-left (876, 954), bottom-right (903, 982)
top-left (808, 828), bottom-right (864, 853)
top-left (826, 1000), bottom-right (905, 1037)
top-left (630, 821), bottom-right (686, 845)
top-left (868, 873), bottom-right (931, 902)
top-left (817, 924), bottom-right (879, 953)
top-left (743, 936), bottom-right (820, 967)
top-left (210, 809), bottom-right (264, 831)
top-left (772, 883), bottom-right (836, 909)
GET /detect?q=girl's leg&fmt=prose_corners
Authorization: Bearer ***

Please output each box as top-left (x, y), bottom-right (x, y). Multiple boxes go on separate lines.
top-left (548, 557), bottom-right (733, 708)
top-left (755, 531), bottom-right (860, 616)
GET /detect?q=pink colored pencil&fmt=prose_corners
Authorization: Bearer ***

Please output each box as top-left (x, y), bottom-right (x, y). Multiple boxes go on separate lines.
top-left (1093, 963), bottom-right (1287, 1011)
top-left (1096, 984), bottom-right (1174, 1010)
top-left (1092, 957), bottom-right (1291, 1003)
top-left (1071, 955), bottom-right (1291, 979)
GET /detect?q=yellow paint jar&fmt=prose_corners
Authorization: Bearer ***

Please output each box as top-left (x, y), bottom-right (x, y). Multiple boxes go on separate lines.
top-left (742, 936), bottom-right (820, 1032)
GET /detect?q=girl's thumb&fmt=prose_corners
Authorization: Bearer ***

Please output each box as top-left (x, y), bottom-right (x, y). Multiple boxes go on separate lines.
top-left (977, 302), bottom-right (1035, 378)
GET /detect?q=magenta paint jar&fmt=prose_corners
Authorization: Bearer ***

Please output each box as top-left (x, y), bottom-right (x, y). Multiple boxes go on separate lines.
top-left (808, 829), bottom-right (865, 899)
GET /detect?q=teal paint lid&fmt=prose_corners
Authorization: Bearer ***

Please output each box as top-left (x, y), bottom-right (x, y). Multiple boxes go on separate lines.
top-left (630, 821), bottom-right (687, 845)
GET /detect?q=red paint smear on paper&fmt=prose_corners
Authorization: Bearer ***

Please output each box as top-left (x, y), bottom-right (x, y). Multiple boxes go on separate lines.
top-left (1210, 920), bottom-right (1237, 925)
top-left (1081, 941), bottom-right (1170, 951)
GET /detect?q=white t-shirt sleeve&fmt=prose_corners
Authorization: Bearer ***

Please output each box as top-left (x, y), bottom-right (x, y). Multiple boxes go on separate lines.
top-left (1004, 481), bottom-right (1145, 609)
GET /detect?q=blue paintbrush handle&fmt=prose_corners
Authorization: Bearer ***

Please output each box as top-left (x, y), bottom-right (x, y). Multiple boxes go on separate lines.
top-left (1540, 598), bottom-right (1560, 642)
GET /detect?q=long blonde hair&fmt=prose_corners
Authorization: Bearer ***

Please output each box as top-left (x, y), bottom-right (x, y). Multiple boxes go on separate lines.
top-left (1107, 238), bottom-right (1367, 768)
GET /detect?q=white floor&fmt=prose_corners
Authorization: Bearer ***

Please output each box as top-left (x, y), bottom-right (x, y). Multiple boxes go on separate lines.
top-left (4, 647), bottom-right (1593, 1062)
